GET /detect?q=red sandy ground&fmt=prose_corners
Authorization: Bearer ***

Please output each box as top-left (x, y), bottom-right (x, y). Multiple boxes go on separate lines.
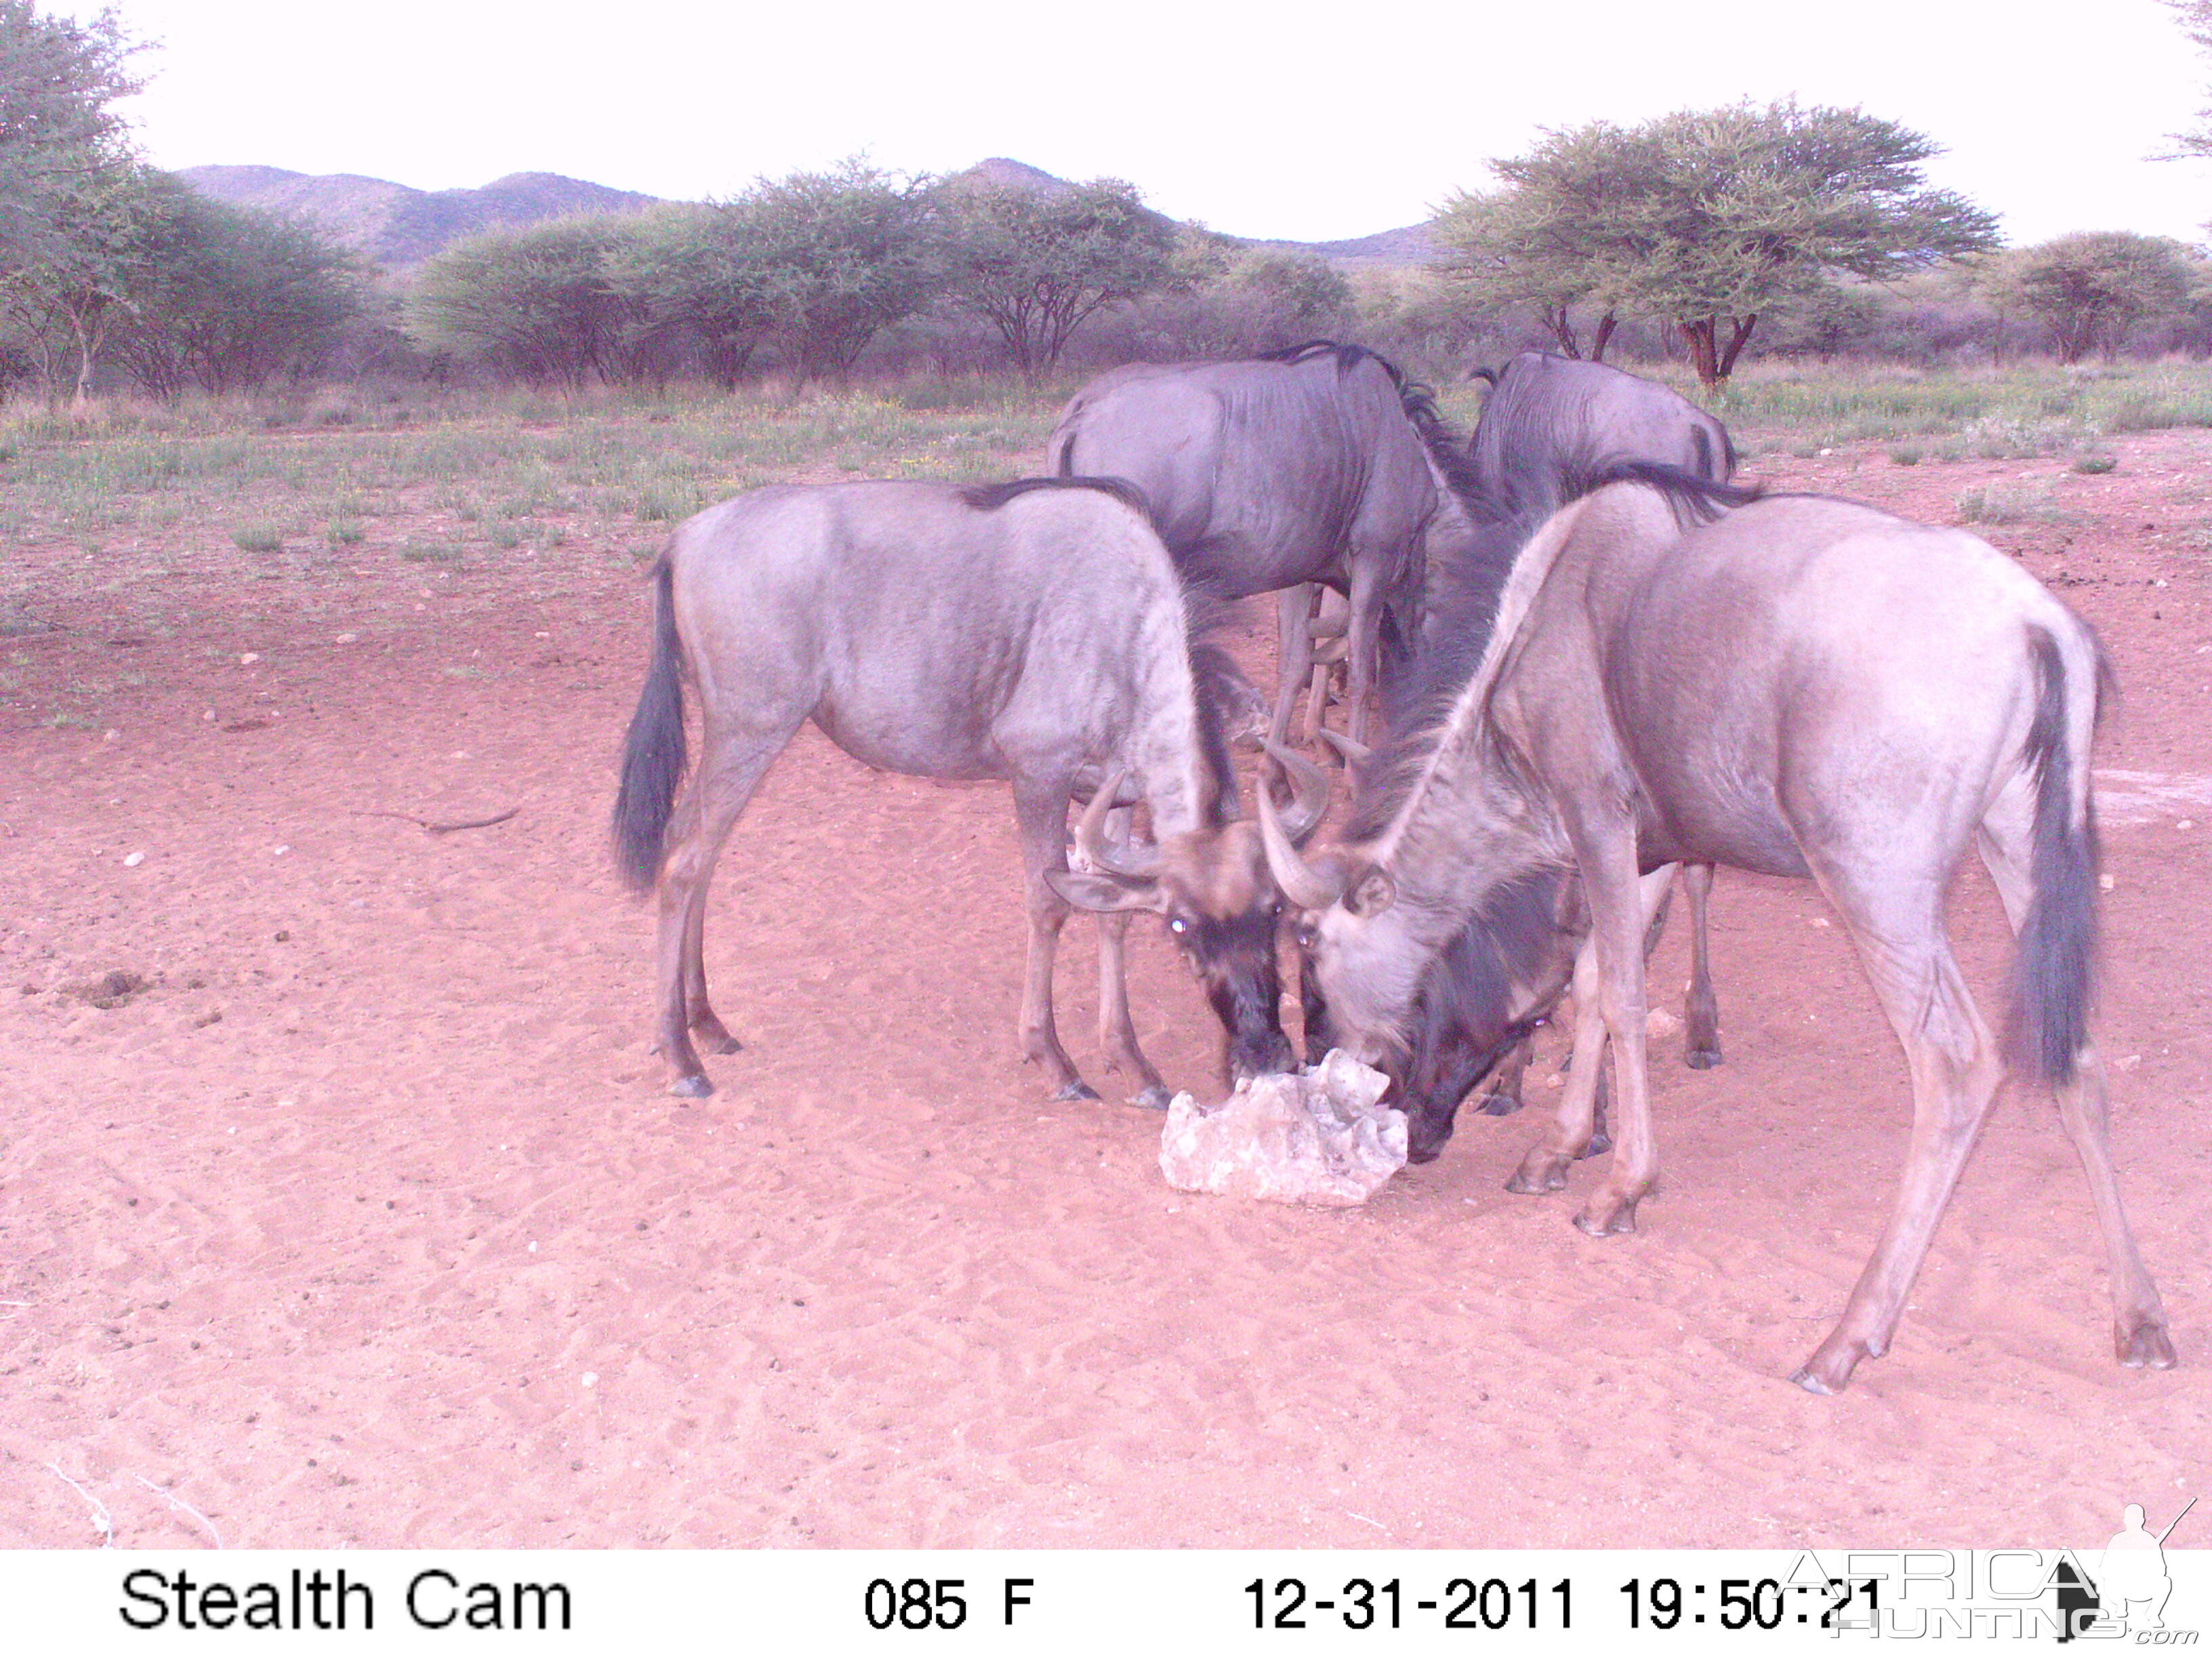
top-left (1, 434), bottom-right (2207, 1551)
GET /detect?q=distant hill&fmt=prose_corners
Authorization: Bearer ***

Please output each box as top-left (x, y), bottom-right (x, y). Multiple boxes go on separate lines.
top-left (179, 167), bottom-right (661, 267)
top-left (180, 158), bottom-right (1440, 272)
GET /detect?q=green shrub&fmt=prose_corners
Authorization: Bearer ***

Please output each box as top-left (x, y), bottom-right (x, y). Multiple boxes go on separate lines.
top-left (2073, 455), bottom-right (2118, 475)
top-left (232, 524), bottom-right (284, 552)
top-left (1887, 444), bottom-right (1922, 466)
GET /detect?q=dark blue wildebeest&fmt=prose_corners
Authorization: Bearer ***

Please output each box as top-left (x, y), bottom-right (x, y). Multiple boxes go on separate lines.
top-left (1046, 341), bottom-right (1477, 750)
top-left (611, 475), bottom-right (1332, 1108)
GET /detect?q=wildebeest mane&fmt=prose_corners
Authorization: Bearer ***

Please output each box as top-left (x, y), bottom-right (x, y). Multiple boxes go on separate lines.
top-left (961, 474), bottom-right (1155, 525)
top-left (1185, 622), bottom-right (1245, 821)
top-left (1583, 459), bottom-right (1765, 525)
top-left (1343, 503), bottom-right (1544, 841)
top-left (1350, 462), bottom-right (1763, 842)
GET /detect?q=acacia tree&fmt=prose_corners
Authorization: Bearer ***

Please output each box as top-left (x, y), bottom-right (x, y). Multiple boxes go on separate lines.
top-left (1432, 123), bottom-right (1643, 361)
top-left (1437, 102), bottom-right (2000, 386)
top-left (1989, 233), bottom-right (2193, 363)
top-left (603, 202), bottom-right (776, 388)
top-left (107, 188), bottom-right (359, 396)
top-left (741, 161), bottom-right (936, 384)
top-left (2163, 0), bottom-right (2212, 163)
top-left (937, 178), bottom-right (1174, 377)
top-left (0, 1), bottom-right (140, 278)
top-left (0, 157), bottom-right (171, 405)
top-left (406, 217), bottom-right (647, 388)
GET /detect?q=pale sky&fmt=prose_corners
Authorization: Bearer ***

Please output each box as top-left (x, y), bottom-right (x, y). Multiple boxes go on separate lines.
top-left (72, 0), bottom-right (2212, 248)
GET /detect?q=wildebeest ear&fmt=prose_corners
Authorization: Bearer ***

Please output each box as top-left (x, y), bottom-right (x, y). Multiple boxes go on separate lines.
top-left (1046, 867), bottom-right (1164, 914)
top-left (1347, 866), bottom-right (1397, 918)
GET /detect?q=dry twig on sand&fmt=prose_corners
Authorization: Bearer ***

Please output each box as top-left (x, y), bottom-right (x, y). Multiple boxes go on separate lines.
top-left (350, 806), bottom-right (520, 836)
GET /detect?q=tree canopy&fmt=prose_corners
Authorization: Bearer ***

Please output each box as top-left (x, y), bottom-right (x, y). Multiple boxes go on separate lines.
top-left (1434, 100), bottom-right (2001, 385)
top-left (937, 177), bottom-right (1175, 377)
top-left (741, 160), bottom-right (936, 384)
top-left (1987, 233), bottom-right (2194, 364)
top-left (407, 217), bottom-right (646, 388)
top-left (2161, 0), bottom-right (2212, 164)
top-left (0, 0), bottom-right (140, 277)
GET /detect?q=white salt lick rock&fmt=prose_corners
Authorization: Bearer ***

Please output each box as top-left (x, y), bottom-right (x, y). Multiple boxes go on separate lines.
top-left (1160, 1050), bottom-right (1407, 1208)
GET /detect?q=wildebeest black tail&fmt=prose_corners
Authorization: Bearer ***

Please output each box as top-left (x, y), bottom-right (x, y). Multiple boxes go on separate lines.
top-left (612, 555), bottom-right (687, 893)
top-left (2008, 626), bottom-right (2102, 1085)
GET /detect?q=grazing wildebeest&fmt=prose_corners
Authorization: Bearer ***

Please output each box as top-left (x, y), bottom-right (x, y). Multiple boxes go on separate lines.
top-left (1046, 341), bottom-right (1471, 747)
top-left (1260, 464), bottom-right (2173, 1393)
top-left (1296, 355), bottom-right (1740, 1137)
top-left (613, 476), bottom-right (1330, 1104)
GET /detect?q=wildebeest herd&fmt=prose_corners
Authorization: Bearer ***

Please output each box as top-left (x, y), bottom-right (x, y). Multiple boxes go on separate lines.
top-left (613, 342), bottom-right (2174, 1395)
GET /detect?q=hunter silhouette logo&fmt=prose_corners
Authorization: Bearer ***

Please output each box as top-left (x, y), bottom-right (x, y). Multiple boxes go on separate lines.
top-left (2057, 1497), bottom-right (2196, 1641)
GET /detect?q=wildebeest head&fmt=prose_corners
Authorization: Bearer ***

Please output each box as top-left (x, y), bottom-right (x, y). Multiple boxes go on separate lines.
top-left (1256, 752), bottom-right (1579, 1160)
top-left (1046, 750), bottom-right (1333, 1083)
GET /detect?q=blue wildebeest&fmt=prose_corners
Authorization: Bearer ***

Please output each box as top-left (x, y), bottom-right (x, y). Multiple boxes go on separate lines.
top-left (1046, 341), bottom-right (1473, 749)
top-left (1260, 464), bottom-right (2172, 1393)
top-left (1301, 354), bottom-right (1742, 1137)
top-left (1465, 350), bottom-right (1736, 525)
top-left (612, 476), bottom-right (1330, 1105)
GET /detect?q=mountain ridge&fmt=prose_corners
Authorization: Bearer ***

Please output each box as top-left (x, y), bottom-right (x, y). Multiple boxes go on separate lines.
top-left (180, 158), bottom-right (1438, 270)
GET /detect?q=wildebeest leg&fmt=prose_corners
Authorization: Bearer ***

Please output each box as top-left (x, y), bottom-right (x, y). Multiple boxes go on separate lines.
top-left (1507, 947), bottom-right (1609, 1195)
top-left (1342, 564), bottom-right (1381, 747)
top-left (1975, 811), bottom-right (2173, 1371)
top-left (2052, 1055), bottom-right (2176, 1369)
top-left (1571, 851), bottom-right (1673, 1236)
top-left (1269, 586), bottom-right (1315, 748)
top-left (1791, 872), bottom-right (2003, 1393)
top-left (1474, 1034), bottom-right (1534, 1116)
top-left (1683, 862), bottom-right (1722, 1068)
top-left (1014, 781), bottom-right (1097, 1102)
top-left (1096, 912), bottom-right (1171, 1110)
top-left (1302, 648), bottom-right (1337, 749)
top-left (655, 725), bottom-right (794, 1097)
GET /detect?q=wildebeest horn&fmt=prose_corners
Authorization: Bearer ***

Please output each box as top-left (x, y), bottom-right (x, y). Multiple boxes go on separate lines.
top-left (1318, 727), bottom-right (1372, 766)
top-left (1074, 771), bottom-right (1160, 880)
top-left (1257, 737), bottom-right (1331, 846)
top-left (1255, 752), bottom-right (1345, 912)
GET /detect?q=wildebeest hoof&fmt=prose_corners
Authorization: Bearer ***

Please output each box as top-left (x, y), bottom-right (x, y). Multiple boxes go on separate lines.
top-left (1686, 1046), bottom-right (1722, 1070)
top-left (1573, 1196), bottom-right (1638, 1236)
top-left (1578, 1130), bottom-right (1613, 1161)
top-left (1504, 1153), bottom-right (1570, 1195)
top-left (1790, 1336), bottom-right (1865, 1395)
top-left (2118, 1321), bottom-right (2177, 1369)
top-left (1475, 1091), bottom-right (1521, 1118)
top-left (1052, 1080), bottom-right (1102, 1103)
top-left (693, 1031), bottom-right (742, 1055)
top-left (1130, 1084), bottom-right (1172, 1111)
top-left (669, 1073), bottom-right (714, 1099)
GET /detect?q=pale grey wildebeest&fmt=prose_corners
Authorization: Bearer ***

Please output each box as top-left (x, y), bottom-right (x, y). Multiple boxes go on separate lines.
top-left (1259, 464), bottom-right (2173, 1393)
top-left (1046, 341), bottom-right (1475, 749)
top-left (612, 476), bottom-right (1330, 1105)
top-left (1463, 350), bottom-right (1737, 1084)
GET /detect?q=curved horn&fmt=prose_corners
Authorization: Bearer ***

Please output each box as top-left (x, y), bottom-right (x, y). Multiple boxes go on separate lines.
top-left (1255, 764), bottom-right (1346, 912)
top-left (1257, 737), bottom-right (1332, 846)
top-left (1317, 727), bottom-right (1373, 766)
top-left (1074, 771), bottom-right (1160, 880)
